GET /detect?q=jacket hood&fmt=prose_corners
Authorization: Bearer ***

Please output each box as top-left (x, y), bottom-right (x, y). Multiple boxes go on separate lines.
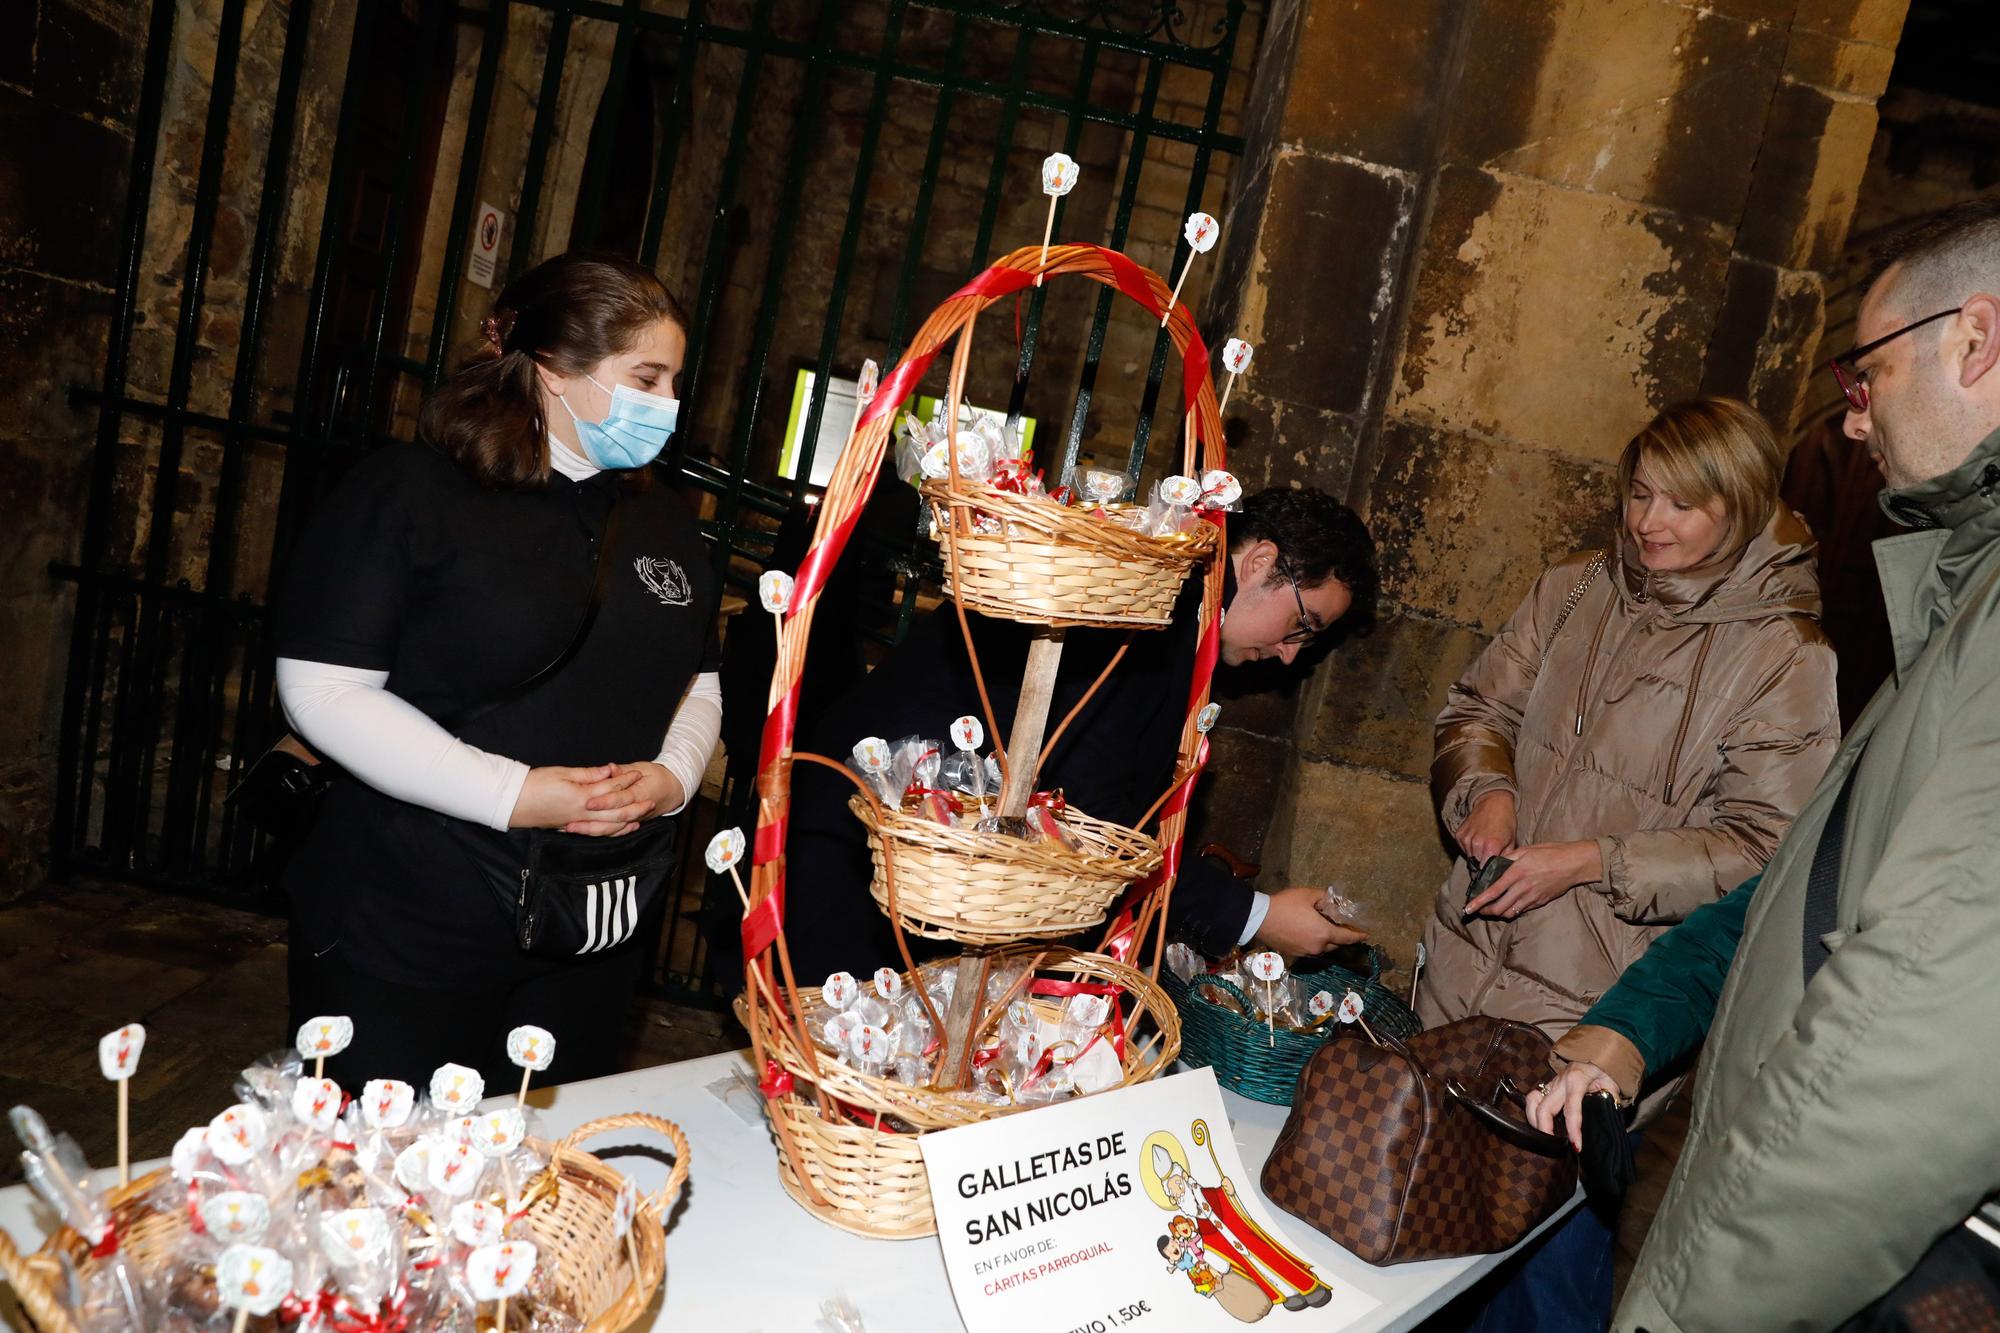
top-left (1614, 506), bottom-right (1822, 626)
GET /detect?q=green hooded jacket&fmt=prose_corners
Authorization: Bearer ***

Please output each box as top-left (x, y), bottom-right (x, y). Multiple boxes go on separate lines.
top-left (1586, 424), bottom-right (2000, 1332)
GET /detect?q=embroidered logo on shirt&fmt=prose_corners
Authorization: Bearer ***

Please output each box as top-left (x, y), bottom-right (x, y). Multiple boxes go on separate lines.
top-left (634, 556), bottom-right (692, 606)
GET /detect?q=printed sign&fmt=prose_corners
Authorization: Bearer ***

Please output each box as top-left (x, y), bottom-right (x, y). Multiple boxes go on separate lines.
top-left (920, 1068), bottom-right (1379, 1332)
top-left (467, 202), bottom-right (505, 289)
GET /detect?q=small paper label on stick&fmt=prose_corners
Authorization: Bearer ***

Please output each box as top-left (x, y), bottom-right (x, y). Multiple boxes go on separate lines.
top-left (1222, 338), bottom-right (1254, 375)
top-left (613, 1180), bottom-right (639, 1238)
top-left (476, 1108), bottom-right (526, 1155)
top-left (853, 738), bottom-right (890, 774)
top-left (1308, 991), bottom-right (1335, 1020)
top-left (951, 716), bottom-right (984, 751)
top-left (467, 1241), bottom-right (537, 1301)
top-left (1041, 152), bottom-right (1080, 197)
top-left (1159, 475), bottom-right (1201, 507)
top-left (1198, 469), bottom-right (1242, 509)
top-left (320, 1208), bottom-right (390, 1269)
top-left (429, 1064), bottom-right (485, 1114)
top-left (428, 1139), bottom-right (487, 1197)
top-left (873, 967), bottom-right (903, 1000)
top-left (206, 1104), bottom-right (269, 1166)
top-left (758, 570), bottom-right (794, 614)
top-left (171, 1127), bottom-right (209, 1184)
top-left (1196, 702), bottom-right (1221, 734)
top-left (393, 1140), bottom-right (432, 1195)
top-left (1247, 950), bottom-right (1286, 982)
top-left (451, 1200), bottom-right (507, 1249)
top-left (822, 971), bottom-right (859, 1011)
top-left (216, 1245), bottom-right (293, 1316)
top-left (290, 1077), bottom-right (344, 1134)
top-left (705, 827), bottom-right (746, 873)
top-left (295, 1015), bottom-right (354, 1061)
top-left (97, 1024), bottom-right (145, 1082)
top-left (199, 1191), bottom-right (271, 1243)
top-left (506, 1026), bottom-right (556, 1073)
top-left (1338, 992), bottom-right (1365, 1024)
top-left (361, 1078), bottom-right (416, 1130)
top-left (1183, 212), bottom-right (1219, 253)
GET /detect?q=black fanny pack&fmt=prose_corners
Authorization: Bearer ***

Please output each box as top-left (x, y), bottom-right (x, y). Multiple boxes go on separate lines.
top-left (451, 818), bottom-right (681, 957)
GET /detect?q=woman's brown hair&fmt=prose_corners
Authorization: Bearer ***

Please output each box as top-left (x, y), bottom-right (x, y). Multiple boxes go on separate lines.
top-left (1616, 397), bottom-right (1784, 557)
top-left (419, 253), bottom-right (689, 490)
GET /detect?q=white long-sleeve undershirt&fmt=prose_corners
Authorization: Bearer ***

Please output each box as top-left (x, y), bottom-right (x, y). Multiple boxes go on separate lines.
top-left (276, 661), bottom-right (722, 830)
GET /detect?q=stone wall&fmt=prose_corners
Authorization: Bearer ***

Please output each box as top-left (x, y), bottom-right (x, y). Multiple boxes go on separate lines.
top-left (1195, 0), bottom-right (1912, 976)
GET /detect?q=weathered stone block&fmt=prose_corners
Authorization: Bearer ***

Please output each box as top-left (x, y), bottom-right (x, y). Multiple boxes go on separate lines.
top-left (1447, 0), bottom-right (1786, 228)
top-left (34, 0), bottom-right (147, 127)
top-left (1794, 0), bottom-right (1912, 48)
top-left (1364, 416), bottom-right (1621, 631)
top-left (1260, 757), bottom-right (1451, 972)
top-left (1784, 27), bottom-right (1898, 98)
top-left (1222, 393), bottom-right (1362, 498)
top-left (1701, 256), bottom-right (1826, 433)
top-left (1185, 727), bottom-right (1289, 867)
top-left (1278, 0), bottom-right (1460, 170)
top-left (1391, 166), bottom-right (1731, 458)
top-left (1243, 149), bottom-right (1416, 417)
top-left (1295, 608), bottom-right (1490, 780)
top-left (0, 86), bottom-right (132, 284)
top-left (1732, 80), bottom-right (1880, 272)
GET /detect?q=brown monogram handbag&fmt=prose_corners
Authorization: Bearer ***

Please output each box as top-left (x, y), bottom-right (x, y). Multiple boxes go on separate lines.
top-left (1259, 1015), bottom-right (1577, 1264)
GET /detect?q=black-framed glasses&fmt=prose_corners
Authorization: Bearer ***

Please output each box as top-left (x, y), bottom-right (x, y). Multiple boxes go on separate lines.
top-left (1829, 307), bottom-right (1961, 413)
top-left (1278, 559), bottom-right (1323, 645)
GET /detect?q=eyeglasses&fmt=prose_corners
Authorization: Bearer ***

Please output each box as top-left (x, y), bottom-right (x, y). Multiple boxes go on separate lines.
top-left (1829, 307), bottom-right (1962, 413)
top-left (1278, 559), bottom-right (1323, 645)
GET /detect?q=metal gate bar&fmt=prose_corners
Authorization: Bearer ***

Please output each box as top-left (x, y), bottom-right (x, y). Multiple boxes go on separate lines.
top-left (49, 0), bottom-right (1260, 1009)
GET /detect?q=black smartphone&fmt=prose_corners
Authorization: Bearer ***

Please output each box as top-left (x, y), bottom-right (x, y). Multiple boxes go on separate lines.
top-left (1466, 854), bottom-right (1513, 905)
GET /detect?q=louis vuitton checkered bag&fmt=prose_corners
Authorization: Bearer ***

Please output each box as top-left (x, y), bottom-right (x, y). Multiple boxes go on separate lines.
top-left (1259, 1016), bottom-right (1577, 1264)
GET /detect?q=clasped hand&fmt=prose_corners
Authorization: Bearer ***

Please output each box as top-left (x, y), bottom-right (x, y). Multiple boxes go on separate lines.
top-left (1457, 792), bottom-right (1603, 918)
top-left (509, 762), bottom-right (683, 836)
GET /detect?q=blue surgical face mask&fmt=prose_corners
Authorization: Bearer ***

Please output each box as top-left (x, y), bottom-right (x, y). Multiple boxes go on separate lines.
top-left (558, 373), bottom-right (679, 470)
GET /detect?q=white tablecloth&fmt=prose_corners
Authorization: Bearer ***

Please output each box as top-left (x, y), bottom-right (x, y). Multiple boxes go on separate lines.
top-left (0, 1051), bottom-right (1574, 1332)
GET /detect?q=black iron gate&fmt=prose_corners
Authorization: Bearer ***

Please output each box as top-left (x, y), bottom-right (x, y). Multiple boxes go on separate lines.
top-left (51, 0), bottom-right (1258, 1004)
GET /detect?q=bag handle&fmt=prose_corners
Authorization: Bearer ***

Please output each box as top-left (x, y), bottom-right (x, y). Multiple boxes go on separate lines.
top-left (1540, 551), bottom-right (1607, 668)
top-left (1359, 1026), bottom-right (1572, 1157)
top-left (445, 495), bottom-right (627, 731)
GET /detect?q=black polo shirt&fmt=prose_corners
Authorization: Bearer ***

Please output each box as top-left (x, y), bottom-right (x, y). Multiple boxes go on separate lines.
top-left (276, 441), bottom-right (719, 985)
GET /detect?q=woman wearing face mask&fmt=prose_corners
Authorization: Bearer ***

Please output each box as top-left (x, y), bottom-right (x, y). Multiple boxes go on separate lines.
top-left (273, 253), bottom-right (720, 1089)
top-left (1414, 397), bottom-right (1839, 1331)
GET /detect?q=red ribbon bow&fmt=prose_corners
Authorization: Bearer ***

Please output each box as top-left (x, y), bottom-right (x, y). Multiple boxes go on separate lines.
top-left (759, 1060), bottom-right (794, 1100)
top-left (88, 1220), bottom-right (119, 1259)
top-left (329, 1286), bottom-right (410, 1333)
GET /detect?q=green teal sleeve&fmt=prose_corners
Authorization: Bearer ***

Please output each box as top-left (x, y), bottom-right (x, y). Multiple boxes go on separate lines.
top-left (1579, 872), bottom-right (1758, 1078)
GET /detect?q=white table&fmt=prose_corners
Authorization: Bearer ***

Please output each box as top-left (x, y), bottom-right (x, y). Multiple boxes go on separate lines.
top-left (0, 1051), bottom-right (1574, 1332)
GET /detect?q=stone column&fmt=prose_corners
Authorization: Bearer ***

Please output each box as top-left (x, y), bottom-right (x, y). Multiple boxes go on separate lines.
top-left (1198, 0), bottom-right (1908, 970)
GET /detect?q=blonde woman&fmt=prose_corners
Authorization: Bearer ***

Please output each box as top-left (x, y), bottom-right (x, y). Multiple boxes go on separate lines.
top-left (1416, 397), bottom-right (1839, 1331)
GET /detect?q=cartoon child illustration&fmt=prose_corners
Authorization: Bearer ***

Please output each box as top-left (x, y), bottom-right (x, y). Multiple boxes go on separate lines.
top-left (1158, 1223), bottom-right (1270, 1323)
top-left (1141, 1122), bottom-right (1331, 1313)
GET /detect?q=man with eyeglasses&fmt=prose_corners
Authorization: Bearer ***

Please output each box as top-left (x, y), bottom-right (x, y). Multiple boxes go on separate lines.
top-left (1526, 198), bottom-right (2000, 1330)
top-left (780, 485), bottom-right (1380, 980)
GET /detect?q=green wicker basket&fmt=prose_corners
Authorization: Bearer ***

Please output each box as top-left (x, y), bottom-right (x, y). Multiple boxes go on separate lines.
top-left (1163, 947), bottom-right (1423, 1104)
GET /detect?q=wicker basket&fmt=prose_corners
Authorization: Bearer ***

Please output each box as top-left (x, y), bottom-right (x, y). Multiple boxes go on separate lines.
top-left (852, 794), bottom-right (1161, 944)
top-left (923, 481), bottom-right (1221, 629)
top-left (0, 1114), bottom-right (690, 1333)
top-left (742, 947), bottom-right (1182, 1239)
top-left (1163, 948), bottom-right (1424, 1105)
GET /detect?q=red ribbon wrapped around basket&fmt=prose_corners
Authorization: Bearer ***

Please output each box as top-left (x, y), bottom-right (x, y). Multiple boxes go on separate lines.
top-left (742, 243), bottom-right (1225, 969)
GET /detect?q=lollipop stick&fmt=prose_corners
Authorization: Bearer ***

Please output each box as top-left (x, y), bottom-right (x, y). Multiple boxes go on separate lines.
top-left (516, 1066), bottom-right (533, 1108)
top-left (1218, 371), bottom-right (1239, 413)
top-left (727, 866), bottom-right (751, 912)
top-left (496, 1300), bottom-right (506, 1333)
top-left (116, 1079), bottom-right (129, 1187)
top-left (1036, 198), bottom-right (1058, 287)
top-left (232, 1309), bottom-right (249, 1333)
top-left (314, 1055), bottom-right (325, 1081)
top-left (1266, 980), bottom-right (1276, 1049)
top-left (625, 1230), bottom-right (639, 1280)
top-left (771, 608), bottom-right (783, 655)
top-left (1160, 259), bottom-right (1194, 327)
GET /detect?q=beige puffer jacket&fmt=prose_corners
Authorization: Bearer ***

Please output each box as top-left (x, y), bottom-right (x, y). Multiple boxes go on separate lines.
top-left (1413, 510), bottom-right (1840, 1088)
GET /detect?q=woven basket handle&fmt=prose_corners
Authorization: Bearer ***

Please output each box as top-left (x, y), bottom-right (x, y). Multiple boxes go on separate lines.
top-left (554, 1113), bottom-right (692, 1220)
top-left (0, 1221), bottom-right (80, 1333)
top-left (1190, 974), bottom-right (1254, 1011)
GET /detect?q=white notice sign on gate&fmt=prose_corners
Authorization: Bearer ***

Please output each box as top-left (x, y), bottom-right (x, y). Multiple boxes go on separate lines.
top-left (467, 201), bottom-right (504, 289)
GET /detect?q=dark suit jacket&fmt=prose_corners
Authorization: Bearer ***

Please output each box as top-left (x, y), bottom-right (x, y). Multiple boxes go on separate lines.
top-left (782, 569), bottom-right (1254, 980)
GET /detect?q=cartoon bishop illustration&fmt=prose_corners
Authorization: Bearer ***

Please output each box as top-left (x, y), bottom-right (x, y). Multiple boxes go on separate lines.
top-left (1142, 1122), bottom-right (1331, 1316)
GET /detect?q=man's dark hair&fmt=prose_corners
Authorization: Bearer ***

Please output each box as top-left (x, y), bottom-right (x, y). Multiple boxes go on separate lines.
top-left (1866, 198), bottom-right (2000, 315)
top-left (1231, 485), bottom-right (1379, 632)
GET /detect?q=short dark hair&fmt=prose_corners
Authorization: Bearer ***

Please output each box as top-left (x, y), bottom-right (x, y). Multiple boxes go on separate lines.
top-left (419, 252), bottom-right (690, 490)
top-left (1868, 198), bottom-right (2000, 316)
top-left (1231, 486), bottom-right (1379, 631)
